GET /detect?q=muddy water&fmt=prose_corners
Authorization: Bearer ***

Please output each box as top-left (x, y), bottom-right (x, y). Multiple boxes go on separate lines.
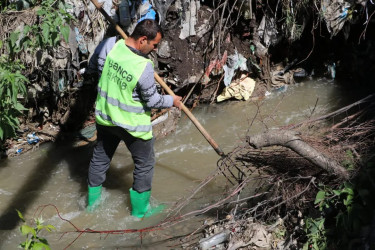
top-left (0, 79), bottom-right (359, 249)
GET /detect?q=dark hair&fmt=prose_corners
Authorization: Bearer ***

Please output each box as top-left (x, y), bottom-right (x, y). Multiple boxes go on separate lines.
top-left (130, 19), bottom-right (163, 40)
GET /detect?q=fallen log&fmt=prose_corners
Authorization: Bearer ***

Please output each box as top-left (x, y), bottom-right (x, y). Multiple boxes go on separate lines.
top-left (247, 130), bottom-right (350, 180)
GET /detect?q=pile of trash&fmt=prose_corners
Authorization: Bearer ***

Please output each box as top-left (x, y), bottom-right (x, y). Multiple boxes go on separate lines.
top-left (0, 0), bottom-right (184, 157)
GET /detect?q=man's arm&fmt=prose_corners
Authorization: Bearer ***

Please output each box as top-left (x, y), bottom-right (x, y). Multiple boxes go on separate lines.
top-left (87, 36), bottom-right (118, 79)
top-left (136, 62), bottom-right (174, 109)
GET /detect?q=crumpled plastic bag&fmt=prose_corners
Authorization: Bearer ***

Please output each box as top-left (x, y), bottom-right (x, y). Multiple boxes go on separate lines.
top-left (217, 76), bottom-right (255, 102)
top-left (258, 15), bottom-right (279, 47)
top-left (179, 0), bottom-right (200, 39)
top-left (223, 50), bottom-right (248, 86)
top-left (321, 0), bottom-right (352, 36)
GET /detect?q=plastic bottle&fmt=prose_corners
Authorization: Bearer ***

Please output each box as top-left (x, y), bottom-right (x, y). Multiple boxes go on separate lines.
top-left (199, 230), bottom-right (230, 250)
top-left (119, 0), bottom-right (131, 27)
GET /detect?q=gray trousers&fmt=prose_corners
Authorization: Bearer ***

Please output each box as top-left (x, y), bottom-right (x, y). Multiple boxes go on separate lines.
top-left (88, 124), bottom-right (155, 193)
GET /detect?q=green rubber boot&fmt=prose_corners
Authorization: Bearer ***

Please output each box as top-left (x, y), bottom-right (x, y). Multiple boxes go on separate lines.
top-left (87, 185), bottom-right (102, 212)
top-left (129, 188), bottom-right (165, 218)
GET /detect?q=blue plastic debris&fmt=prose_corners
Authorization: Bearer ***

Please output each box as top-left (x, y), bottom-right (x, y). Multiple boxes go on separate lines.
top-left (138, 0), bottom-right (156, 23)
top-left (58, 78), bottom-right (66, 92)
top-left (75, 27), bottom-right (88, 54)
top-left (339, 7), bottom-right (348, 19)
top-left (327, 62), bottom-right (336, 79)
top-left (16, 148), bottom-right (23, 154)
top-left (274, 85), bottom-right (288, 93)
top-left (27, 132), bottom-right (40, 144)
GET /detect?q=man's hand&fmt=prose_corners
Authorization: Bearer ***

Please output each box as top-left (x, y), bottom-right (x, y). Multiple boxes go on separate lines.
top-left (173, 95), bottom-right (182, 109)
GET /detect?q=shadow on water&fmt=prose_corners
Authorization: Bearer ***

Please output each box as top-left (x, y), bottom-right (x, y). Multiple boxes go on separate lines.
top-left (0, 82), bottom-right (97, 234)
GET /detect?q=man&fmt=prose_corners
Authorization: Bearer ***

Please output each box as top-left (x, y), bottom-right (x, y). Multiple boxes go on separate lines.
top-left (87, 19), bottom-right (182, 218)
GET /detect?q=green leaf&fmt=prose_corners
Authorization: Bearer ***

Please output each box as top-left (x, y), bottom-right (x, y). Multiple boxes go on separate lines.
top-left (45, 224), bottom-right (56, 232)
top-left (32, 242), bottom-right (51, 250)
top-left (54, 15), bottom-right (62, 27)
top-left (24, 239), bottom-right (32, 249)
top-left (51, 32), bottom-right (59, 46)
top-left (60, 25), bottom-right (70, 43)
top-left (314, 191), bottom-right (326, 204)
top-left (20, 225), bottom-right (36, 237)
top-left (24, 25), bottom-right (31, 35)
top-left (42, 23), bottom-right (50, 44)
top-left (11, 81), bottom-right (18, 104)
top-left (1, 119), bottom-right (16, 139)
top-left (16, 209), bottom-right (25, 222)
top-left (303, 242), bottom-right (309, 250)
top-left (16, 81), bottom-right (27, 96)
top-left (3, 115), bottom-right (15, 127)
top-left (14, 102), bottom-right (27, 112)
top-left (0, 126), bottom-right (3, 140)
top-left (9, 31), bottom-right (20, 48)
top-left (344, 194), bottom-right (353, 206)
top-left (332, 190), bottom-right (341, 196)
top-left (318, 218), bottom-right (325, 230)
top-left (37, 9), bottom-right (47, 16)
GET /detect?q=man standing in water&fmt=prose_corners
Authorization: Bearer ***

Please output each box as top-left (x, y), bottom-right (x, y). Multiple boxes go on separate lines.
top-left (87, 19), bottom-right (182, 217)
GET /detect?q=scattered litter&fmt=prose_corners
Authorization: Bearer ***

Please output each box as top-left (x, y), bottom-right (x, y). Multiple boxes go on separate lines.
top-left (271, 70), bottom-right (294, 88)
top-left (78, 125), bottom-right (96, 140)
top-left (16, 148), bottom-right (23, 154)
top-left (202, 51), bottom-right (227, 84)
top-left (157, 40), bottom-right (171, 58)
top-left (179, 0), bottom-right (200, 39)
top-left (151, 112), bottom-right (169, 126)
top-left (137, 0), bottom-right (156, 22)
top-left (217, 75), bottom-right (255, 102)
top-left (199, 230), bottom-right (230, 250)
top-left (326, 62), bottom-right (336, 79)
top-left (321, 0), bottom-right (352, 36)
top-left (223, 51), bottom-right (248, 87)
top-left (26, 132), bottom-right (39, 144)
top-left (74, 27), bottom-right (88, 54)
top-left (258, 15), bottom-right (279, 47)
top-left (274, 85), bottom-right (288, 93)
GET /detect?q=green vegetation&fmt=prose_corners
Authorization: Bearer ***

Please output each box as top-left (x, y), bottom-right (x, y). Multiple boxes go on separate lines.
top-left (17, 210), bottom-right (55, 250)
top-left (303, 217), bottom-right (326, 250)
top-left (0, 55), bottom-right (28, 142)
top-left (304, 155), bottom-right (375, 249)
top-left (281, 0), bottom-right (309, 42)
top-left (0, 0), bottom-right (74, 144)
top-left (6, 0), bottom-right (73, 58)
top-left (303, 182), bottom-right (354, 249)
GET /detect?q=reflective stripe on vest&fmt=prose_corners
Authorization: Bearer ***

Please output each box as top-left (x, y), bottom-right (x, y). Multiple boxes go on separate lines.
top-left (95, 109), bottom-right (152, 132)
top-left (95, 39), bottom-right (153, 140)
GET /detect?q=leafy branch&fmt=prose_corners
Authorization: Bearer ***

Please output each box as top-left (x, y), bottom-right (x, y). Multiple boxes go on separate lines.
top-left (17, 209), bottom-right (55, 250)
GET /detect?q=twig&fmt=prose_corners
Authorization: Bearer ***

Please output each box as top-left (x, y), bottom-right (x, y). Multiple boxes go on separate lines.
top-left (257, 177), bottom-right (316, 218)
top-left (358, 9), bottom-right (375, 44)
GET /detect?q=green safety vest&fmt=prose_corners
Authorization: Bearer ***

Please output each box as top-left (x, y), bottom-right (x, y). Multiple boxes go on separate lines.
top-left (95, 39), bottom-right (153, 140)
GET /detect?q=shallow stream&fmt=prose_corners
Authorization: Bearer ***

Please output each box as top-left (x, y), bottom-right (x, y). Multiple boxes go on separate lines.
top-left (0, 79), bottom-right (363, 249)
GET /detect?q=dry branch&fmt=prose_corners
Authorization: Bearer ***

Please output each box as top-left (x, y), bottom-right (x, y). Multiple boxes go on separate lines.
top-left (286, 94), bottom-right (375, 129)
top-left (247, 129), bottom-right (349, 179)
